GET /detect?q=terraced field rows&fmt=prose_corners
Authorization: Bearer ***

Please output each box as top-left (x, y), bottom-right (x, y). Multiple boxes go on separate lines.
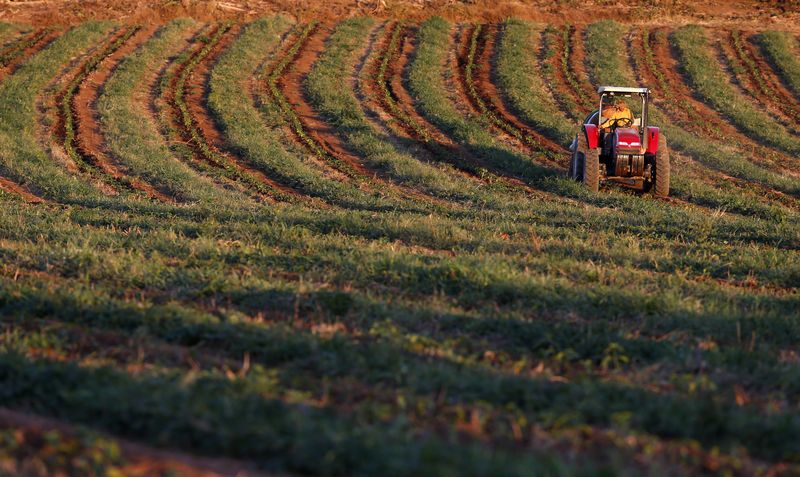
top-left (0, 16), bottom-right (799, 476)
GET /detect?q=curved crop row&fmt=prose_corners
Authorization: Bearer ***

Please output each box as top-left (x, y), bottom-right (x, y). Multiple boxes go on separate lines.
top-left (98, 20), bottom-right (244, 206)
top-left (169, 23), bottom-right (290, 202)
top-left (0, 28), bottom-right (49, 66)
top-left (0, 22), bottom-right (113, 203)
top-left (494, 19), bottom-right (574, 147)
top-left (672, 26), bottom-right (800, 158)
top-left (266, 22), bottom-right (365, 180)
top-left (727, 30), bottom-right (800, 124)
top-left (307, 18), bottom-right (507, 208)
top-left (61, 27), bottom-right (138, 183)
top-left (758, 30), bottom-right (800, 100)
top-left (461, 24), bottom-right (562, 164)
top-left (409, 17), bottom-right (555, 187)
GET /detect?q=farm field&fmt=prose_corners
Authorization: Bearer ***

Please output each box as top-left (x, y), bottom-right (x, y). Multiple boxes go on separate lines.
top-left (0, 1), bottom-right (799, 475)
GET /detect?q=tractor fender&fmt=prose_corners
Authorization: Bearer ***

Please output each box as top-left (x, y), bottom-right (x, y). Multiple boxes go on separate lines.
top-left (646, 127), bottom-right (660, 154)
top-left (583, 123), bottom-right (599, 149)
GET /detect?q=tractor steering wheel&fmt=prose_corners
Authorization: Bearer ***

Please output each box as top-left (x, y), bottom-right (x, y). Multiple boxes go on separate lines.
top-left (613, 117), bottom-right (633, 128)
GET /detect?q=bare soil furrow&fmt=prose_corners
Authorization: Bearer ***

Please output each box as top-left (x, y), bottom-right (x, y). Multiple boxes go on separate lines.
top-left (540, 26), bottom-right (590, 122)
top-left (455, 24), bottom-right (561, 168)
top-left (72, 26), bottom-right (176, 203)
top-left (366, 23), bottom-right (511, 187)
top-left (274, 23), bottom-right (448, 206)
top-left (0, 28), bottom-right (58, 82)
top-left (276, 24), bottom-right (374, 182)
top-left (568, 25), bottom-right (598, 104)
top-left (472, 24), bottom-right (565, 167)
top-left (51, 27), bottom-right (131, 196)
top-left (179, 23), bottom-right (301, 203)
top-left (0, 176), bottom-right (46, 203)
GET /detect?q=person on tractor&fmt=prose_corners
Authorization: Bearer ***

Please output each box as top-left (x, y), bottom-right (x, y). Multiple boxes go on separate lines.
top-left (599, 98), bottom-right (634, 131)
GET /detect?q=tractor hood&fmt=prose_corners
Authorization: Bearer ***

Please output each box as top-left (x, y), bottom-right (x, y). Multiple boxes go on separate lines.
top-left (614, 128), bottom-right (642, 152)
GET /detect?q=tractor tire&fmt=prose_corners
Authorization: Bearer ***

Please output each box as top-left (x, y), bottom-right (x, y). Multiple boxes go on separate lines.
top-left (571, 134), bottom-right (590, 182)
top-left (582, 145), bottom-right (600, 193)
top-left (654, 135), bottom-right (670, 197)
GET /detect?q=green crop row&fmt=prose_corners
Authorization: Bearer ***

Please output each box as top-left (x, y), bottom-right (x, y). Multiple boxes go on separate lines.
top-left (61, 27), bottom-right (139, 186)
top-left (730, 30), bottom-right (800, 123)
top-left (263, 22), bottom-right (366, 180)
top-left (561, 25), bottom-right (594, 109)
top-left (462, 25), bottom-right (559, 162)
top-left (170, 23), bottom-right (291, 202)
top-left (97, 19), bottom-right (243, 207)
top-left (495, 19), bottom-right (575, 147)
top-left (757, 30), bottom-right (800, 106)
top-left (305, 19), bottom-right (520, 209)
top-left (0, 28), bottom-right (49, 66)
top-left (0, 21), bottom-right (113, 204)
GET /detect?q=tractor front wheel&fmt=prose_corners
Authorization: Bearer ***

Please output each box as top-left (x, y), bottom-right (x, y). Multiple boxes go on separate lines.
top-left (653, 136), bottom-right (670, 197)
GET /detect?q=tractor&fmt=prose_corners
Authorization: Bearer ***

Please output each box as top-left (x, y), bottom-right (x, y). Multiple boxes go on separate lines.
top-left (569, 86), bottom-right (669, 196)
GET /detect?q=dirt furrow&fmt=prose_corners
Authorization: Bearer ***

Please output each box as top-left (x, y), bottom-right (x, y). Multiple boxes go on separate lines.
top-left (567, 25), bottom-right (598, 105)
top-left (177, 23), bottom-right (301, 203)
top-left (539, 26), bottom-right (590, 122)
top-left (471, 24), bottom-right (565, 167)
top-left (454, 24), bottom-right (560, 169)
top-left (364, 22), bottom-right (511, 187)
top-left (72, 26), bottom-right (176, 203)
top-left (0, 28), bottom-right (58, 82)
top-left (274, 22), bottom-right (449, 206)
top-left (50, 27), bottom-right (130, 195)
top-left (0, 176), bottom-right (45, 203)
top-left (275, 24), bottom-right (373, 182)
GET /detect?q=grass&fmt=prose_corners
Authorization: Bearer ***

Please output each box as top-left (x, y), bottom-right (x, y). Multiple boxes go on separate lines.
top-left (1, 16), bottom-right (800, 476)
top-left (214, 18), bottom-right (413, 212)
top-left (305, 18), bottom-right (517, 209)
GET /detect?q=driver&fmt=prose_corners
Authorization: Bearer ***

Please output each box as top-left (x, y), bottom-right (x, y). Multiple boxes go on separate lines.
top-left (600, 98), bottom-right (634, 131)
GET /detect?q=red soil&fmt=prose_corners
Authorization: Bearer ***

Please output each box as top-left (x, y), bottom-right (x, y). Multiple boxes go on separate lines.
top-left (543, 26), bottom-right (591, 120)
top-left (568, 25), bottom-right (598, 103)
top-left (364, 23), bottom-right (502, 185)
top-left (473, 24), bottom-right (565, 161)
top-left (277, 24), bottom-right (373, 181)
top-left (181, 23), bottom-right (302, 201)
top-left (6, 1), bottom-right (800, 33)
top-left (0, 408), bottom-right (282, 477)
top-left (0, 176), bottom-right (45, 203)
top-left (72, 26), bottom-right (176, 203)
top-left (0, 28), bottom-right (59, 81)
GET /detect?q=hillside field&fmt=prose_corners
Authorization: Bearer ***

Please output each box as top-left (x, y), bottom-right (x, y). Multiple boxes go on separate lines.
top-left (0, 3), bottom-right (799, 476)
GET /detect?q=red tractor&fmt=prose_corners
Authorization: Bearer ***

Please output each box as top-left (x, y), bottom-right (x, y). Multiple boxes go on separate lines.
top-left (569, 86), bottom-right (669, 196)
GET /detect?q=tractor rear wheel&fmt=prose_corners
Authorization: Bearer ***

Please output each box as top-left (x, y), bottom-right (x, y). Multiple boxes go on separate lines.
top-left (581, 139), bottom-right (599, 193)
top-left (569, 135), bottom-right (582, 181)
top-left (654, 136), bottom-right (670, 197)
